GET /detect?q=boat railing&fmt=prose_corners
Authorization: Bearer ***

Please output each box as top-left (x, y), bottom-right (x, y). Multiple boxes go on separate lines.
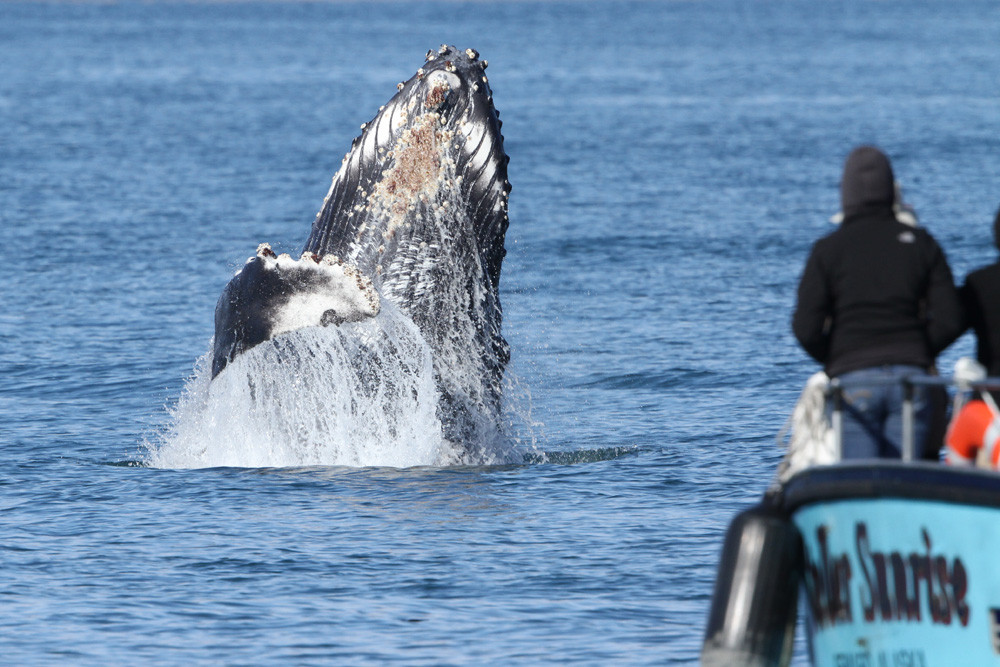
top-left (826, 374), bottom-right (1000, 462)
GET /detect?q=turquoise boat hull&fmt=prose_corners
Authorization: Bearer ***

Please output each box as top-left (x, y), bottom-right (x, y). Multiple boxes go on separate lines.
top-left (785, 463), bottom-right (1000, 665)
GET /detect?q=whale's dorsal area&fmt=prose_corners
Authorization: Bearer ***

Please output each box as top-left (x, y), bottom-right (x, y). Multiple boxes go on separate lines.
top-left (211, 46), bottom-right (512, 447)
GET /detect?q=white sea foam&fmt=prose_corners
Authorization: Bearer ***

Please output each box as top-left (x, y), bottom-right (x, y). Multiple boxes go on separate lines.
top-left (148, 303), bottom-right (463, 469)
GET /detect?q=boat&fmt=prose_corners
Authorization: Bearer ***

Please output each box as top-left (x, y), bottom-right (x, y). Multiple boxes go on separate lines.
top-left (702, 373), bottom-right (1000, 666)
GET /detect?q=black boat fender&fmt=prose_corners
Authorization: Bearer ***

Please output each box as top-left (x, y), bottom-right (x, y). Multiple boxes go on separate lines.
top-left (701, 498), bottom-right (803, 666)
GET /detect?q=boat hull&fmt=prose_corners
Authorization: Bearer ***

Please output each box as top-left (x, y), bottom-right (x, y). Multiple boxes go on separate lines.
top-left (785, 463), bottom-right (1000, 666)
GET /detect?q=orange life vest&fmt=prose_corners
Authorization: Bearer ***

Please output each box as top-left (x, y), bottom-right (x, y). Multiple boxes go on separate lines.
top-left (945, 399), bottom-right (1000, 468)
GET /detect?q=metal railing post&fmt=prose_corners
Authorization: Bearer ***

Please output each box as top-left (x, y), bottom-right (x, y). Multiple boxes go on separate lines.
top-left (901, 379), bottom-right (914, 462)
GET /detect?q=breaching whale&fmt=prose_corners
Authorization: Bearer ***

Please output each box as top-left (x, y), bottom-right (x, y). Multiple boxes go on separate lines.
top-left (210, 45), bottom-right (512, 450)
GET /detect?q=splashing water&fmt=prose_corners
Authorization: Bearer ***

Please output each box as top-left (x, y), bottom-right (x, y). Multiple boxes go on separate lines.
top-left (147, 301), bottom-right (522, 469)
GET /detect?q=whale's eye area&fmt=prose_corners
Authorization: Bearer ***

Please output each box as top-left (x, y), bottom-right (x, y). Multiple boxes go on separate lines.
top-left (321, 309), bottom-right (344, 327)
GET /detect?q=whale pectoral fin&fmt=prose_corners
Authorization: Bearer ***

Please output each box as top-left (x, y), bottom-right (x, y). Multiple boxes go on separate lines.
top-left (211, 245), bottom-right (379, 378)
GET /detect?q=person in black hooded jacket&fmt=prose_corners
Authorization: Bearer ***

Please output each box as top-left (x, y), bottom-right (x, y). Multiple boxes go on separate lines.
top-left (960, 205), bottom-right (1000, 378)
top-left (793, 146), bottom-right (963, 459)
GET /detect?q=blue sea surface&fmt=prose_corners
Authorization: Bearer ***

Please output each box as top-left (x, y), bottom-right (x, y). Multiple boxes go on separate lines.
top-left (2, 1), bottom-right (999, 663)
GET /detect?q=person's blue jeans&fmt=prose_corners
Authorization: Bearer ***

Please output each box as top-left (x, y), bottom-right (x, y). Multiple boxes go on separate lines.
top-left (831, 365), bottom-right (930, 459)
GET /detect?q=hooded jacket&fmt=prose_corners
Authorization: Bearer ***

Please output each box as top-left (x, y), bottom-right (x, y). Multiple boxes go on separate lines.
top-left (793, 147), bottom-right (963, 377)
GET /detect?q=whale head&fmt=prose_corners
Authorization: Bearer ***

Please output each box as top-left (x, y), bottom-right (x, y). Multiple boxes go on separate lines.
top-left (210, 45), bottom-right (511, 434)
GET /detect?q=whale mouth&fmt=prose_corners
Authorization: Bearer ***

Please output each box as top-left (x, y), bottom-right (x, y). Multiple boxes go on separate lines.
top-left (211, 243), bottom-right (380, 378)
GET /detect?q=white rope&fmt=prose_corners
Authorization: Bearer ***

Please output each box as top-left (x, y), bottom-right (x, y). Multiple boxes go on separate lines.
top-left (775, 372), bottom-right (837, 484)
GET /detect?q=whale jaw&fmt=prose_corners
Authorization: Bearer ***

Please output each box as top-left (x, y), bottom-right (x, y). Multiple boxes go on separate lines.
top-left (211, 244), bottom-right (379, 378)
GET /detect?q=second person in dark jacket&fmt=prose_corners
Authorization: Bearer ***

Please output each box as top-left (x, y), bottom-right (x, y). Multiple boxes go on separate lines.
top-left (960, 206), bottom-right (1000, 379)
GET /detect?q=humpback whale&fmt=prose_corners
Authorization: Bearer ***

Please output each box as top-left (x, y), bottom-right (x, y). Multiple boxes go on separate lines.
top-left (210, 45), bottom-right (512, 451)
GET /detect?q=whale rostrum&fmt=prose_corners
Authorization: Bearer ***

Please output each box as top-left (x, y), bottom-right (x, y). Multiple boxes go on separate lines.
top-left (211, 45), bottom-right (512, 445)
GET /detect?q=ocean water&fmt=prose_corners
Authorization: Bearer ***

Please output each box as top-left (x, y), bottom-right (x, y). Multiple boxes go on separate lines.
top-left (2, 1), bottom-right (999, 663)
